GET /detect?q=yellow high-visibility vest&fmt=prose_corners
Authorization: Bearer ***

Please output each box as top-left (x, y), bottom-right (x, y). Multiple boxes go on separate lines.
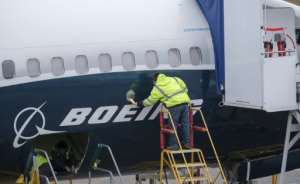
top-left (143, 74), bottom-right (191, 108)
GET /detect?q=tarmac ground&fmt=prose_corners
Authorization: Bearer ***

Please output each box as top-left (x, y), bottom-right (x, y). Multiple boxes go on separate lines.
top-left (2, 169), bottom-right (300, 184)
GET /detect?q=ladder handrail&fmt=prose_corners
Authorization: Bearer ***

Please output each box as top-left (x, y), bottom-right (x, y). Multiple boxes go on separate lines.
top-left (92, 168), bottom-right (114, 184)
top-left (192, 107), bottom-right (228, 184)
top-left (198, 150), bottom-right (213, 183)
top-left (98, 144), bottom-right (125, 184)
top-left (93, 143), bottom-right (125, 184)
top-left (34, 149), bottom-right (60, 184)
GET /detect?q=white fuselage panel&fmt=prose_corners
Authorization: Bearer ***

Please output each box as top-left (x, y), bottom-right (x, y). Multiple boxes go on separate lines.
top-left (0, 0), bottom-right (215, 87)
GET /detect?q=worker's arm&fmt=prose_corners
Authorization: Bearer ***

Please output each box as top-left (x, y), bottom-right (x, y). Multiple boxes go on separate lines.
top-left (138, 87), bottom-right (162, 107)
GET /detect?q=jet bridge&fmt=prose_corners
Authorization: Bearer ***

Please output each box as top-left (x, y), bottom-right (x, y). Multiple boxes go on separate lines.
top-left (222, 0), bottom-right (299, 183)
top-left (224, 0), bottom-right (297, 112)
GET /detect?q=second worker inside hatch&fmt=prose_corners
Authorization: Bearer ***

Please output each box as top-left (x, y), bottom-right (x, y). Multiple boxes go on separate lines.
top-left (128, 72), bottom-right (191, 150)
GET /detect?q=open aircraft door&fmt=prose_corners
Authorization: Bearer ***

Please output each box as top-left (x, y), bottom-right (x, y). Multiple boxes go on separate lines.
top-left (224, 0), bottom-right (298, 112)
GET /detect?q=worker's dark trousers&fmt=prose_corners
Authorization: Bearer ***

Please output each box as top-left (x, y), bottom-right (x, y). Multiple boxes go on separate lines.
top-left (168, 104), bottom-right (190, 147)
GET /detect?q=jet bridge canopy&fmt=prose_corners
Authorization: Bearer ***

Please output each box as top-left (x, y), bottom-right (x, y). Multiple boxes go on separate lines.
top-left (223, 0), bottom-right (297, 112)
top-left (196, 0), bottom-right (225, 94)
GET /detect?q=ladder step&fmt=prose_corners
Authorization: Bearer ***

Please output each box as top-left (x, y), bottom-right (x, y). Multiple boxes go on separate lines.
top-left (168, 148), bottom-right (201, 154)
top-left (181, 176), bottom-right (208, 182)
top-left (193, 126), bottom-right (207, 132)
top-left (174, 163), bottom-right (205, 168)
top-left (161, 128), bottom-right (175, 134)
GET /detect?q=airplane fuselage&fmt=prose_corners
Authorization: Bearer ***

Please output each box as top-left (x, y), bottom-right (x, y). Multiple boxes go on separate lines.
top-left (0, 0), bottom-right (300, 182)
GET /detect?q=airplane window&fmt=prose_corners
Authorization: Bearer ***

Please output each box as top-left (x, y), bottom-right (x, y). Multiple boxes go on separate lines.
top-left (122, 52), bottom-right (136, 71)
top-left (75, 55), bottom-right (89, 74)
top-left (145, 50), bottom-right (159, 69)
top-left (2, 60), bottom-right (15, 79)
top-left (98, 53), bottom-right (112, 72)
top-left (190, 47), bottom-right (202, 65)
top-left (51, 57), bottom-right (65, 76)
top-left (27, 58), bottom-right (41, 77)
top-left (168, 48), bottom-right (181, 67)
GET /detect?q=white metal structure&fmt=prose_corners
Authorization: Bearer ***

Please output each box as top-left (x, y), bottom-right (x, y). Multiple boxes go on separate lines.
top-left (224, 0), bottom-right (297, 112)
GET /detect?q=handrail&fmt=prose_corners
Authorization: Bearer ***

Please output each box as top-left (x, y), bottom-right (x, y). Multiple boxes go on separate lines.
top-left (192, 108), bottom-right (228, 184)
top-left (261, 50), bottom-right (295, 55)
top-left (93, 168), bottom-right (114, 184)
top-left (264, 27), bottom-right (284, 32)
top-left (97, 144), bottom-right (125, 184)
top-left (93, 144), bottom-right (125, 184)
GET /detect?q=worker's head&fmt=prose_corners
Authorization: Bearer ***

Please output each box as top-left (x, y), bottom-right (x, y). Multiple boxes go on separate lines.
top-left (153, 72), bottom-right (160, 82)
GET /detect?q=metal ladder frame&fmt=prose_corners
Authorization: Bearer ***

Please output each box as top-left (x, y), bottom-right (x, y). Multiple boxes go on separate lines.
top-left (279, 110), bottom-right (300, 184)
top-left (34, 149), bottom-right (60, 184)
top-left (160, 148), bottom-right (213, 184)
top-left (88, 168), bottom-right (114, 184)
top-left (192, 107), bottom-right (228, 184)
top-left (159, 107), bottom-right (195, 183)
top-left (90, 143), bottom-right (125, 184)
top-left (159, 106), bottom-right (228, 184)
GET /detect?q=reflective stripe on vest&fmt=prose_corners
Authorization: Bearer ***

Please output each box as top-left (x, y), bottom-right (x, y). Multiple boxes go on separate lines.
top-left (145, 98), bottom-right (155, 105)
top-left (154, 77), bottom-right (187, 101)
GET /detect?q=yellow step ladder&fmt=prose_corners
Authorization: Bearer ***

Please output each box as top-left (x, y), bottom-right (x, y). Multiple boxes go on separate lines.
top-left (159, 107), bottom-right (228, 184)
top-left (160, 148), bottom-right (213, 183)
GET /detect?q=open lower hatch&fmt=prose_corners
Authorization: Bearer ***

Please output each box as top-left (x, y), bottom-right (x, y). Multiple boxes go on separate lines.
top-left (32, 133), bottom-right (89, 175)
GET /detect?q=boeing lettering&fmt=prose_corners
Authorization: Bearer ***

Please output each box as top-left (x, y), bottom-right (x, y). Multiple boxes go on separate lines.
top-left (88, 106), bottom-right (118, 124)
top-left (60, 108), bottom-right (92, 126)
top-left (59, 99), bottom-right (203, 126)
top-left (13, 99), bottom-right (203, 149)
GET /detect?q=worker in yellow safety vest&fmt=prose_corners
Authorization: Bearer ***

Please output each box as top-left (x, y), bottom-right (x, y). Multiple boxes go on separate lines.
top-left (131, 73), bottom-right (191, 150)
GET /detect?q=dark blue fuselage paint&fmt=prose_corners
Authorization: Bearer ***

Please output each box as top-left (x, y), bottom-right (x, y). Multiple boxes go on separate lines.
top-left (0, 70), bottom-right (292, 179)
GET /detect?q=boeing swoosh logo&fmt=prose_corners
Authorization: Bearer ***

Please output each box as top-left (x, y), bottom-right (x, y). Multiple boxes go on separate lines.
top-left (13, 102), bottom-right (65, 148)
